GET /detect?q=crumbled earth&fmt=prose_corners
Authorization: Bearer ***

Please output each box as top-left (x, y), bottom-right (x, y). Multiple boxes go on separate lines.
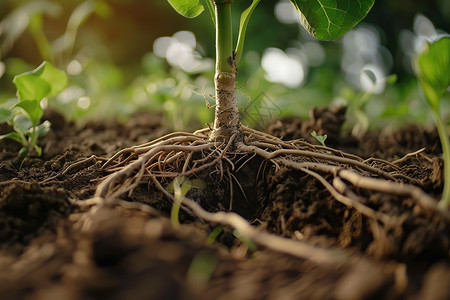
top-left (0, 108), bottom-right (449, 300)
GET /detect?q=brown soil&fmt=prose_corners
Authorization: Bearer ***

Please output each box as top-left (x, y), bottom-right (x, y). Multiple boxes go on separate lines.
top-left (0, 108), bottom-right (449, 300)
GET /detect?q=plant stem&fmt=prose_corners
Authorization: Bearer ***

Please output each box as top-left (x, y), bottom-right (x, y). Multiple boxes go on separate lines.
top-left (433, 110), bottom-right (450, 208)
top-left (170, 182), bottom-right (182, 227)
top-left (211, 0), bottom-right (242, 143)
top-left (215, 1), bottom-right (234, 74)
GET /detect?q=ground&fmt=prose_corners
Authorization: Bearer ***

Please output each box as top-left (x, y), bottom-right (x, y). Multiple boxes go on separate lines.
top-left (0, 108), bottom-right (449, 300)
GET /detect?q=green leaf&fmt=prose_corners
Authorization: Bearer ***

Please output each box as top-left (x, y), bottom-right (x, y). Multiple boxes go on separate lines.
top-left (13, 61), bottom-right (68, 101)
top-left (235, 0), bottom-right (261, 64)
top-left (166, 0), bottom-right (204, 18)
top-left (206, 225), bottom-right (224, 244)
top-left (233, 229), bottom-right (257, 253)
top-left (19, 147), bottom-right (29, 159)
top-left (12, 61), bottom-right (67, 124)
top-left (414, 36), bottom-right (450, 111)
top-left (33, 144), bottom-right (43, 156)
top-left (13, 114), bottom-right (33, 132)
top-left (311, 130), bottom-right (327, 146)
top-left (289, 0), bottom-right (375, 40)
top-left (203, 0), bottom-right (215, 25)
top-left (13, 74), bottom-right (50, 102)
top-left (15, 100), bottom-right (43, 125)
top-left (386, 74), bottom-right (398, 85)
top-left (0, 107), bottom-right (14, 123)
top-left (36, 120), bottom-right (51, 137)
top-left (0, 131), bottom-right (23, 144)
top-left (32, 61), bottom-right (68, 97)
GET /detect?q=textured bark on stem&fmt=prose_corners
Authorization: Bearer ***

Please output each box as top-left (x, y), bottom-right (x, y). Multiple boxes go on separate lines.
top-left (211, 70), bottom-right (243, 142)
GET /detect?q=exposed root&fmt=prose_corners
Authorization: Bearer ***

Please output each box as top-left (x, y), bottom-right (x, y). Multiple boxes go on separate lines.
top-left (149, 174), bottom-right (348, 265)
top-left (41, 155), bottom-right (104, 184)
top-left (72, 193), bottom-right (348, 266)
top-left (84, 126), bottom-right (449, 261)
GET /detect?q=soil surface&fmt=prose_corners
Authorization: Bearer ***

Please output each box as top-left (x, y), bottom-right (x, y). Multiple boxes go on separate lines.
top-left (0, 108), bottom-right (449, 300)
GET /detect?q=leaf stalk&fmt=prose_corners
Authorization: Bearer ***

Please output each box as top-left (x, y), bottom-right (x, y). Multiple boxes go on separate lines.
top-left (433, 110), bottom-right (450, 208)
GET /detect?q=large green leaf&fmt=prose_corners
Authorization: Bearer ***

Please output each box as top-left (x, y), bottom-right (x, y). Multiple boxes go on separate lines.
top-left (414, 36), bottom-right (450, 111)
top-left (289, 0), bottom-right (375, 40)
top-left (166, 0), bottom-right (204, 18)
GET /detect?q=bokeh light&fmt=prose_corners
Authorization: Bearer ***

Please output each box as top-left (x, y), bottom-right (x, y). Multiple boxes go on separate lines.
top-left (341, 24), bottom-right (392, 93)
top-left (67, 59), bottom-right (83, 75)
top-left (153, 31), bottom-right (213, 73)
top-left (399, 14), bottom-right (448, 74)
top-left (274, 0), bottom-right (299, 24)
top-left (77, 96), bottom-right (91, 109)
top-left (261, 47), bottom-right (305, 88)
top-left (359, 65), bottom-right (386, 94)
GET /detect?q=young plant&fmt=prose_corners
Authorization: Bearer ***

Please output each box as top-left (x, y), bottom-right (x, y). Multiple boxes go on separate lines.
top-left (0, 61), bottom-right (67, 162)
top-left (413, 36), bottom-right (450, 208)
top-left (311, 130), bottom-right (328, 147)
top-left (168, 176), bottom-right (206, 227)
top-left (95, 1), bottom-right (385, 215)
top-left (166, 0), bottom-right (374, 143)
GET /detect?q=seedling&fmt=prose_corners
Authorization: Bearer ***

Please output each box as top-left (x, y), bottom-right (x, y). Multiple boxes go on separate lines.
top-left (206, 225), bottom-right (225, 244)
top-left (168, 176), bottom-right (206, 226)
top-left (413, 36), bottom-right (450, 208)
top-left (166, 0), bottom-right (374, 142)
top-left (0, 61), bottom-right (67, 163)
top-left (186, 250), bottom-right (218, 288)
top-left (233, 229), bottom-right (257, 254)
top-left (311, 130), bottom-right (327, 147)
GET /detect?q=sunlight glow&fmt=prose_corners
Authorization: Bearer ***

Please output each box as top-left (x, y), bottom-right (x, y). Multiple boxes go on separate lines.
top-left (261, 47), bottom-right (305, 88)
top-left (57, 86), bottom-right (85, 104)
top-left (77, 97), bottom-right (91, 109)
top-left (398, 14), bottom-right (448, 74)
top-left (359, 65), bottom-right (385, 94)
top-left (153, 31), bottom-right (213, 73)
top-left (67, 60), bottom-right (83, 75)
top-left (341, 25), bottom-right (392, 92)
top-left (40, 97), bottom-right (48, 109)
top-left (275, 0), bottom-right (299, 24)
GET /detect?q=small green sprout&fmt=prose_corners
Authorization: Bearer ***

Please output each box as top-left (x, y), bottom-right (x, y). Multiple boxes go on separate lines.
top-left (168, 176), bottom-right (206, 227)
top-left (206, 225), bottom-right (225, 244)
top-left (186, 250), bottom-right (217, 288)
top-left (311, 130), bottom-right (328, 147)
top-left (413, 36), bottom-right (450, 208)
top-left (233, 229), bottom-right (257, 254)
top-left (0, 61), bottom-right (67, 162)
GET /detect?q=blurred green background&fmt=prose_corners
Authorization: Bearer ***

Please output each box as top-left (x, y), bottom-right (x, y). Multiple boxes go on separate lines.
top-left (1, 0), bottom-right (449, 133)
